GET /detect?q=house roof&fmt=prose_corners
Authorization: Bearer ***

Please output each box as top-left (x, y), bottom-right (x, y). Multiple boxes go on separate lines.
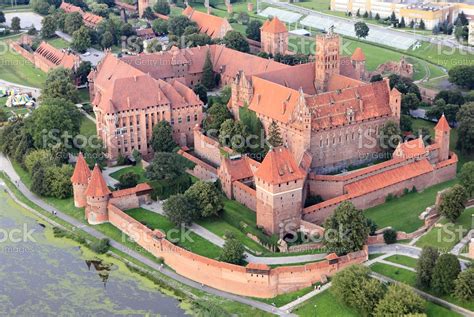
top-left (82, 12), bottom-right (103, 26)
top-left (255, 147), bottom-right (306, 184)
top-left (60, 1), bottom-right (84, 14)
top-left (182, 5), bottom-right (232, 39)
top-left (393, 137), bottom-right (427, 159)
top-left (435, 114), bottom-right (450, 132)
top-left (261, 17), bottom-right (287, 34)
top-left (221, 157), bottom-right (254, 181)
top-left (34, 41), bottom-right (79, 69)
top-left (351, 47), bottom-right (366, 62)
top-left (84, 165), bottom-right (111, 197)
top-left (70, 152), bottom-right (91, 184)
top-left (112, 183), bottom-right (152, 198)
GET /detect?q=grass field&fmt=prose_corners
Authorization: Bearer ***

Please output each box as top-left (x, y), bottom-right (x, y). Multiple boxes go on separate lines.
top-left (294, 289), bottom-right (359, 317)
top-left (384, 254), bottom-right (418, 269)
top-left (415, 208), bottom-right (474, 252)
top-left (363, 179), bottom-right (457, 233)
top-left (46, 37), bottom-right (70, 49)
top-left (110, 165), bottom-right (148, 182)
top-left (77, 88), bottom-right (90, 103)
top-left (258, 284), bottom-right (318, 307)
top-left (0, 36), bottom-right (47, 88)
top-left (79, 115), bottom-right (97, 138)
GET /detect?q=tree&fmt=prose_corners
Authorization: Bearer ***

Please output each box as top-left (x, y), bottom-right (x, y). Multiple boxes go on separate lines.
top-left (459, 161), bottom-right (474, 198)
top-left (101, 31), bottom-right (114, 49)
top-left (267, 121), bottom-right (283, 147)
top-left (383, 228), bottom-right (397, 244)
top-left (375, 13), bottom-right (380, 20)
top-left (153, 0), bottom-right (170, 15)
top-left (150, 121), bottom-right (176, 152)
top-left (375, 284), bottom-right (425, 316)
top-left (416, 246), bottom-right (439, 288)
top-left (28, 25), bottom-right (38, 35)
top-left (379, 120), bottom-right (401, 152)
top-left (223, 31), bottom-right (249, 53)
top-left (142, 7), bottom-right (155, 20)
top-left (323, 201), bottom-right (370, 255)
top-left (390, 11), bottom-right (398, 26)
top-left (152, 19), bottom-right (168, 35)
top-left (219, 237), bottom-right (245, 264)
top-left (185, 181), bottom-right (223, 218)
top-left (83, 138), bottom-right (107, 168)
top-left (132, 149), bottom-right (142, 164)
top-left (64, 12), bottom-right (83, 34)
top-left (219, 119), bottom-right (248, 153)
top-left (370, 74), bottom-right (383, 82)
top-left (90, 3), bottom-right (109, 17)
top-left (201, 51), bottom-right (215, 90)
top-left (120, 22), bottom-right (136, 37)
top-left (400, 114), bottom-right (413, 132)
top-left (448, 65), bottom-right (474, 89)
top-left (24, 149), bottom-right (55, 174)
top-left (331, 265), bottom-right (385, 315)
top-left (419, 19), bottom-right (425, 30)
top-left (27, 98), bottom-right (81, 149)
top-left (41, 15), bottom-right (57, 38)
top-left (439, 184), bottom-right (467, 223)
top-left (163, 193), bottom-right (199, 226)
top-left (11, 16), bottom-right (21, 32)
top-left (431, 253), bottom-right (461, 295)
top-left (354, 21), bottom-right (369, 39)
top-left (0, 11), bottom-right (5, 24)
top-left (426, 100), bottom-right (460, 124)
top-left (434, 90), bottom-right (465, 106)
top-left (399, 16), bottom-right (406, 28)
top-left (71, 26), bottom-right (91, 53)
top-left (31, 162), bottom-right (49, 196)
top-left (454, 267), bottom-right (474, 301)
top-left (401, 92), bottom-right (420, 114)
top-left (118, 172), bottom-right (139, 189)
top-left (185, 33), bottom-right (212, 48)
top-left (356, 9), bottom-right (360, 17)
top-left (388, 74), bottom-right (421, 99)
top-left (46, 164), bottom-right (74, 198)
top-left (75, 61), bottom-right (92, 85)
top-left (203, 103), bottom-right (232, 133)
top-left (146, 152), bottom-right (192, 181)
top-left (193, 83), bottom-right (208, 104)
top-left (0, 108), bottom-right (8, 123)
top-left (41, 67), bottom-right (79, 102)
top-left (246, 19), bottom-right (262, 41)
top-left (168, 16), bottom-right (196, 37)
top-left (363, 11), bottom-right (368, 19)
top-left (456, 102), bottom-right (474, 154)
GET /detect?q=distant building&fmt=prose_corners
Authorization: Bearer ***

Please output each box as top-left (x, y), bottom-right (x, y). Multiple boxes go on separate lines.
top-left (260, 17), bottom-right (289, 55)
top-left (33, 42), bottom-right (80, 72)
top-left (60, 1), bottom-right (103, 28)
top-left (182, 5), bottom-right (233, 39)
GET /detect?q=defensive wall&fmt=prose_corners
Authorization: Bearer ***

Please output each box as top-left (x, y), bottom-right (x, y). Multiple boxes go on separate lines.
top-left (8, 41), bottom-right (35, 64)
top-left (107, 203), bottom-right (368, 298)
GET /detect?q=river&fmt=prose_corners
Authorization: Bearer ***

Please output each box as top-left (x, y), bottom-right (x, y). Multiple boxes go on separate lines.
top-left (0, 187), bottom-right (188, 316)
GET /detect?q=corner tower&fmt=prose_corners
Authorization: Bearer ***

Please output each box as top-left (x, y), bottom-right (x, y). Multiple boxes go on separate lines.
top-left (255, 147), bottom-right (306, 237)
top-left (351, 47), bottom-right (366, 81)
top-left (71, 152), bottom-right (91, 208)
top-left (435, 114), bottom-right (451, 162)
top-left (260, 17), bottom-right (288, 56)
top-left (314, 29), bottom-right (340, 92)
top-left (84, 164), bottom-right (111, 225)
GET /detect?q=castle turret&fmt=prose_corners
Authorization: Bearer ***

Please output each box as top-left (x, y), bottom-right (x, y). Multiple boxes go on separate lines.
top-left (351, 47), bottom-right (366, 81)
top-left (260, 17), bottom-right (288, 56)
top-left (84, 164), bottom-right (111, 225)
top-left (435, 114), bottom-right (451, 162)
top-left (71, 152), bottom-right (91, 208)
top-left (255, 147), bottom-right (306, 237)
top-left (314, 29), bottom-right (340, 92)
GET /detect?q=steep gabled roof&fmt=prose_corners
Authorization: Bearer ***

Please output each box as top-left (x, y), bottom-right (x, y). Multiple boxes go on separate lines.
top-left (34, 41), bottom-right (79, 69)
top-left (435, 114), bottom-right (450, 132)
top-left (85, 165), bottom-right (111, 197)
top-left (70, 152), bottom-right (91, 184)
top-left (351, 47), bottom-right (366, 62)
top-left (393, 137), bottom-right (427, 159)
top-left (221, 157), bottom-right (254, 181)
top-left (261, 17), bottom-right (287, 34)
top-left (255, 147), bottom-right (305, 184)
top-left (182, 5), bottom-right (232, 39)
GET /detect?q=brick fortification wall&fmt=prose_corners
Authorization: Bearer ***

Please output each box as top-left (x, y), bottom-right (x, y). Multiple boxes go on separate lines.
top-left (178, 149), bottom-right (217, 181)
top-left (9, 41), bottom-right (35, 64)
top-left (232, 181), bottom-right (256, 211)
top-left (108, 203), bottom-right (368, 298)
top-left (193, 127), bottom-right (233, 166)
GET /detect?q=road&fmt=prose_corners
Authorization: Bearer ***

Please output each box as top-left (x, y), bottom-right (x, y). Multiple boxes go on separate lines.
top-left (263, 0), bottom-right (474, 54)
top-left (0, 79), bottom-right (41, 98)
top-left (0, 154), bottom-right (294, 317)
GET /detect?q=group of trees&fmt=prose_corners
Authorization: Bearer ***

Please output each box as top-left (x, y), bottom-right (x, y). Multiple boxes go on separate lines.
top-left (416, 247), bottom-right (473, 301)
top-left (438, 184), bottom-right (468, 223)
top-left (332, 265), bottom-right (426, 316)
top-left (454, 12), bottom-right (469, 42)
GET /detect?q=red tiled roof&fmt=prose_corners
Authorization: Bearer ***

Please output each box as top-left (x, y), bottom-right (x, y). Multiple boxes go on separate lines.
top-left (221, 157), bottom-right (254, 181)
top-left (112, 183), bottom-right (152, 198)
top-left (393, 137), bottom-right (427, 160)
top-left (351, 47), bottom-right (366, 62)
top-left (82, 12), bottom-right (103, 26)
top-left (70, 152), bottom-right (91, 184)
top-left (182, 5), bottom-right (232, 39)
top-left (34, 41), bottom-right (79, 69)
top-left (255, 147), bottom-right (305, 184)
top-left (435, 114), bottom-right (450, 132)
top-left (261, 17), bottom-right (287, 34)
top-left (246, 263), bottom-right (270, 271)
top-left (60, 1), bottom-right (84, 14)
top-left (325, 253), bottom-right (338, 261)
top-left (85, 165), bottom-right (111, 197)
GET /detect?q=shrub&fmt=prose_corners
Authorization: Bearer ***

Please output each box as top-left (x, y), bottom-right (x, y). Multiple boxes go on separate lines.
top-left (89, 238), bottom-right (111, 254)
top-left (385, 193), bottom-right (396, 202)
top-left (383, 228), bottom-right (397, 244)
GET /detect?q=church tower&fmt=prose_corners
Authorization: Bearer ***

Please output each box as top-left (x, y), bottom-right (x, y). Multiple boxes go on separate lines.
top-left (84, 164), bottom-right (111, 225)
top-left (71, 152), bottom-right (91, 208)
top-left (314, 29), bottom-right (340, 92)
top-left (434, 114), bottom-right (451, 162)
top-left (255, 147), bottom-right (306, 237)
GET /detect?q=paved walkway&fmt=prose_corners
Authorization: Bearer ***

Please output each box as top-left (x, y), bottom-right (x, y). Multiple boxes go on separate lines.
top-left (279, 282), bottom-right (332, 313)
top-left (378, 259), bottom-right (416, 272)
top-left (0, 154), bottom-right (293, 316)
top-left (102, 164), bottom-right (130, 187)
top-left (451, 229), bottom-right (474, 256)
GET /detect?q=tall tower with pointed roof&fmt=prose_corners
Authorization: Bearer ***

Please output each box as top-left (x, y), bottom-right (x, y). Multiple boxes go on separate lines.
top-left (351, 47), bottom-right (366, 81)
top-left (260, 17), bottom-right (288, 56)
top-left (71, 153), bottom-right (91, 208)
top-left (435, 114), bottom-right (451, 162)
top-left (254, 147), bottom-right (306, 236)
top-left (314, 31), bottom-right (340, 92)
top-left (85, 165), bottom-right (111, 224)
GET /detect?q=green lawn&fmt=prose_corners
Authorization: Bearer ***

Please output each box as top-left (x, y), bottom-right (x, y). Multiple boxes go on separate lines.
top-left (294, 289), bottom-right (359, 317)
top-left (79, 115), bottom-right (97, 139)
top-left (415, 208), bottom-right (474, 252)
top-left (77, 88), bottom-right (90, 103)
top-left (110, 165), bottom-right (148, 182)
top-left (0, 37), bottom-right (47, 88)
top-left (371, 262), bottom-right (474, 312)
top-left (364, 179), bottom-right (457, 233)
top-left (384, 254), bottom-right (418, 269)
top-left (124, 207), bottom-right (223, 259)
top-left (46, 37), bottom-right (70, 49)
top-left (258, 284), bottom-right (318, 307)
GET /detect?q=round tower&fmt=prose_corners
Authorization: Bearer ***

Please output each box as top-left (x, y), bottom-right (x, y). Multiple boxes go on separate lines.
top-left (71, 152), bottom-right (91, 208)
top-left (84, 164), bottom-right (111, 225)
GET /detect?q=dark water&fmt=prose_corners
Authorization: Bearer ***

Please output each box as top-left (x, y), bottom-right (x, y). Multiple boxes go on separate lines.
top-left (0, 189), bottom-right (188, 316)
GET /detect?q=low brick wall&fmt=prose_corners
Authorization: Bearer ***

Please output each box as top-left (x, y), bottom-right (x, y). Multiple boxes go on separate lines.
top-left (232, 181), bottom-right (256, 211)
top-left (178, 149), bottom-right (217, 181)
top-left (9, 41), bottom-right (35, 64)
top-left (108, 203), bottom-right (369, 298)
